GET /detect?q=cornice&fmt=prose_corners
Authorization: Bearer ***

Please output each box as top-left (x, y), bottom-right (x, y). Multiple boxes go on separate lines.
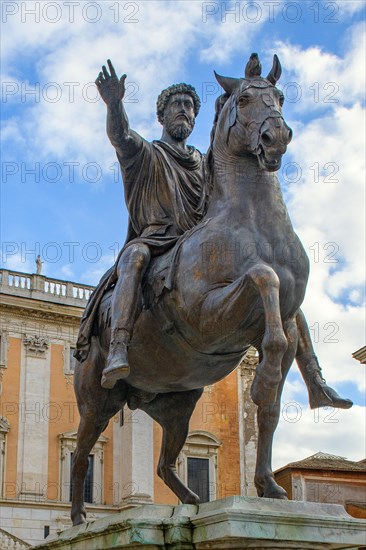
top-left (0, 295), bottom-right (83, 325)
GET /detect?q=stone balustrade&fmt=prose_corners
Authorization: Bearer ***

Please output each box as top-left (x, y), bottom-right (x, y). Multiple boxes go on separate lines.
top-left (0, 269), bottom-right (94, 307)
top-left (0, 528), bottom-right (31, 549)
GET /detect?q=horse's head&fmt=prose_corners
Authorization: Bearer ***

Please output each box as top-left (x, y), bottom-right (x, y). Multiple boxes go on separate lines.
top-left (213, 53), bottom-right (292, 172)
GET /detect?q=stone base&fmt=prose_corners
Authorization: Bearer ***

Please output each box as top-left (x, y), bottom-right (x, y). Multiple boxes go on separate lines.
top-left (31, 497), bottom-right (366, 549)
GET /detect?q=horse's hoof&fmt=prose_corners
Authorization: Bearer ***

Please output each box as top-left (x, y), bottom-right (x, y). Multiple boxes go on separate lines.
top-left (298, 354), bottom-right (353, 410)
top-left (72, 515), bottom-right (87, 526)
top-left (255, 477), bottom-right (288, 500)
top-left (266, 486), bottom-right (288, 499)
top-left (262, 486), bottom-right (288, 500)
top-left (183, 491), bottom-right (200, 505)
top-left (71, 512), bottom-right (86, 527)
top-left (309, 379), bottom-right (353, 410)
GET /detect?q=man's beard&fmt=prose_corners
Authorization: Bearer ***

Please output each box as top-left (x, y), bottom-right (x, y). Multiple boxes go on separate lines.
top-left (166, 117), bottom-right (194, 141)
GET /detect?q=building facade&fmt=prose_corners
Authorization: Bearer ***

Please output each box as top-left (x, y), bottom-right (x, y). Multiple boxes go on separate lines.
top-left (274, 452), bottom-right (366, 519)
top-left (0, 268), bottom-right (258, 546)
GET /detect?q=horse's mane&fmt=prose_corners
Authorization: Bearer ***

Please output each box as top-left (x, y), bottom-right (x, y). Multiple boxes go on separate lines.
top-left (206, 92), bottom-right (230, 186)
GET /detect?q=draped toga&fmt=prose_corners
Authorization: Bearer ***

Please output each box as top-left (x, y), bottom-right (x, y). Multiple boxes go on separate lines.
top-left (74, 139), bottom-right (208, 362)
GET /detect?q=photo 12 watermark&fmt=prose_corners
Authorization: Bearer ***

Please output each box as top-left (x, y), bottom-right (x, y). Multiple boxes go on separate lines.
top-left (1, 1), bottom-right (140, 24)
top-left (1, 80), bottom-right (140, 104)
top-left (201, 2), bottom-right (341, 24)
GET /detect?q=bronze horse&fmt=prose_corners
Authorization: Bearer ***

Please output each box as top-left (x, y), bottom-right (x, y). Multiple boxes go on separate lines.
top-left (71, 54), bottom-right (305, 525)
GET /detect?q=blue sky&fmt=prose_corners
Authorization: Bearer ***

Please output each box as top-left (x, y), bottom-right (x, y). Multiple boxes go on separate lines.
top-left (1, 1), bottom-right (365, 467)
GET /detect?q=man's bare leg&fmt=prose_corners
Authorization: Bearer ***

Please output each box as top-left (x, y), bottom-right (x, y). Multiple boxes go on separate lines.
top-left (296, 309), bottom-right (353, 409)
top-left (101, 243), bottom-right (151, 389)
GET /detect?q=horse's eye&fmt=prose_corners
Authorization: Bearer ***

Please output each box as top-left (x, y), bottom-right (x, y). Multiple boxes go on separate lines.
top-left (279, 94), bottom-right (284, 107)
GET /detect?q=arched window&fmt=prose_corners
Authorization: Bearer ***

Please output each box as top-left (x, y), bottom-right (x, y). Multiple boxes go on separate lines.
top-left (177, 431), bottom-right (221, 502)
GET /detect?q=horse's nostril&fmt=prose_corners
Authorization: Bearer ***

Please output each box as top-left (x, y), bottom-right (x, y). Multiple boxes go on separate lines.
top-left (261, 132), bottom-right (272, 146)
top-left (288, 128), bottom-right (293, 142)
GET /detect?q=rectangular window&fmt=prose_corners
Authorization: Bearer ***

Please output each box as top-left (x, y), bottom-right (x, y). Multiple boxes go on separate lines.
top-left (187, 457), bottom-right (210, 503)
top-left (0, 332), bottom-right (8, 367)
top-left (69, 453), bottom-right (94, 503)
top-left (69, 347), bottom-right (76, 372)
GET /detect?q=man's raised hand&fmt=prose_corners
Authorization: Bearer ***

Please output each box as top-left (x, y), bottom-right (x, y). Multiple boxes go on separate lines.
top-left (95, 59), bottom-right (127, 106)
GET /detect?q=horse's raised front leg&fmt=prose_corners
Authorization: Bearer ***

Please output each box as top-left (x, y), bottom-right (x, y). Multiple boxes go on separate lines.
top-left (201, 266), bottom-right (287, 402)
top-left (139, 388), bottom-right (204, 504)
top-left (254, 316), bottom-right (297, 499)
top-left (246, 265), bottom-right (288, 405)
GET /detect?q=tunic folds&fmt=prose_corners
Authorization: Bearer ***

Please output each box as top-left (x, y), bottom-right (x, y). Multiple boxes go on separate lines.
top-left (74, 139), bottom-right (208, 362)
top-left (120, 140), bottom-right (207, 254)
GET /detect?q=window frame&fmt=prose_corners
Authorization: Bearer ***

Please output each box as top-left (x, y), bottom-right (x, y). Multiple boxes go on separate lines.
top-left (63, 342), bottom-right (76, 375)
top-left (187, 456), bottom-right (211, 503)
top-left (59, 430), bottom-right (108, 504)
top-left (0, 417), bottom-right (10, 498)
top-left (0, 330), bottom-right (8, 369)
top-left (178, 431), bottom-right (221, 502)
top-left (69, 452), bottom-right (95, 503)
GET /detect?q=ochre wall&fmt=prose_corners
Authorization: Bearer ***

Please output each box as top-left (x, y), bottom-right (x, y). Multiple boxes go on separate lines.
top-left (273, 470), bottom-right (293, 499)
top-left (1, 337), bottom-right (21, 498)
top-left (346, 502), bottom-right (366, 519)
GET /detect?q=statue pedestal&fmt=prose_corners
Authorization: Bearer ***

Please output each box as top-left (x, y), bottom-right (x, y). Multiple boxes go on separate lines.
top-left (31, 497), bottom-right (365, 549)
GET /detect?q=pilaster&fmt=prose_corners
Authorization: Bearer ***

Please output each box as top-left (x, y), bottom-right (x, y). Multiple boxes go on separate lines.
top-left (119, 407), bottom-right (154, 506)
top-left (238, 347), bottom-right (259, 497)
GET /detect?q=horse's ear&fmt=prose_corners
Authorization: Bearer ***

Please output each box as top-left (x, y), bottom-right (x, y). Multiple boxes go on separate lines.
top-left (266, 54), bottom-right (282, 85)
top-left (245, 53), bottom-right (262, 78)
top-left (214, 71), bottom-right (241, 94)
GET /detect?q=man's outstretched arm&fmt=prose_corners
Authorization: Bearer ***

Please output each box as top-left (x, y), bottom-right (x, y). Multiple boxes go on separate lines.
top-left (95, 59), bottom-right (143, 158)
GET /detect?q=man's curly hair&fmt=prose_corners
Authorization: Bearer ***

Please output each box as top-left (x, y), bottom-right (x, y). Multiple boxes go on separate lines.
top-left (156, 83), bottom-right (201, 124)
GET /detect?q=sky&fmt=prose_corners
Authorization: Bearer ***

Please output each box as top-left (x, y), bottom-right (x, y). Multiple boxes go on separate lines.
top-left (1, 1), bottom-right (365, 471)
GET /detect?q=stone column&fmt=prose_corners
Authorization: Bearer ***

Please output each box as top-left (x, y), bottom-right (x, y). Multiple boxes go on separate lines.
top-left (17, 334), bottom-right (50, 499)
top-left (119, 407), bottom-right (154, 506)
top-left (237, 347), bottom-right (259, 497)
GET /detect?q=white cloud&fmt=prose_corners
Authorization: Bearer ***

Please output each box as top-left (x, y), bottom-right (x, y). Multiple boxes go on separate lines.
top-left (287, 102), bottom-right (365, 286)
top-left (271, 26), bottom-right (366, 394)
top-left (60, 264), bottom-right (74, 279)
top-left (1, 1), bottom-right (276, 166)
top-left (80, 253), bottom-right (117, 285)
top-left (199, 1), bottom-right (281, 64)
top-left (275, 21), bottom-right (365, 112)
top-left (1, 117), bottom-right (26, 149)
top-left (274, 404), bottom-right (365, 470)
top-left (281, 100), bottom-right (366, 391)
top-left (338, 1), bottom-right (366, 16)
top-left (1, 252), bottom-right (33, 274)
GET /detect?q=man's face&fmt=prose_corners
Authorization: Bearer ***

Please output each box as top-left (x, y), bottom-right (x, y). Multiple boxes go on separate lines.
top-left (163, 93), bottom-right (195, 141)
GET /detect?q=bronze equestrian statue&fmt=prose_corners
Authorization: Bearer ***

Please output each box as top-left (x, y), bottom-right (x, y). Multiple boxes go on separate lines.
top-left (71, 53), bottom-right (352, 526)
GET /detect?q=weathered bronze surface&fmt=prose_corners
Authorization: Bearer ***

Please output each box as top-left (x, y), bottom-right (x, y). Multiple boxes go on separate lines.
top-left (71, 54), bottom-right (352, 526)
